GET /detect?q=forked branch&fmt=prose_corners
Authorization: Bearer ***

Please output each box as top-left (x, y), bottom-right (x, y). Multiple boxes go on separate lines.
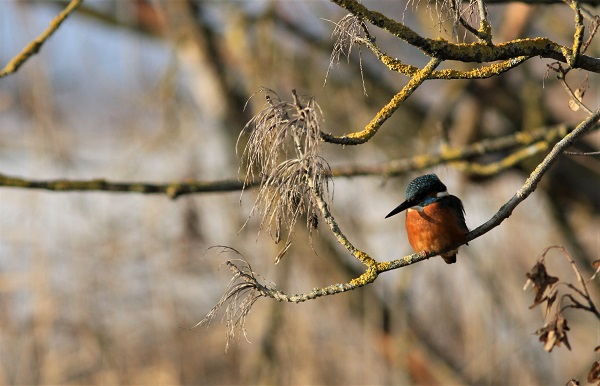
top-left (211, 109), bottom-right (600, 309)
top-left (329, 0), bottom-right (600, 72)
top-left (320, 56), bottom-right (442, 145)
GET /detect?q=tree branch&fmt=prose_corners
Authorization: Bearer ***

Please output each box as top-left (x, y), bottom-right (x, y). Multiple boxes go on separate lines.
top-left (330, 123), bottom-right (583, 178)
top-left (476, 0), bottom-right (494, 45)
top-left (356, 36), bottom-right (529, 80)
top-left (466, 108), bottom-right (600, 242)
top-left (330, 0), bottom-right (600, 73)
top-left (320, 56), bottom-right (442, 145)
top-left (453, 141), bottom-right (550, 176)
top-left (222, 108), bottom-right (600, 303)
top-left (0, 174), bottom-right (249, 199)
top-left (3, 122), bottom-right (596, 195)
top-left (0, 0), bottom-right (82, 78)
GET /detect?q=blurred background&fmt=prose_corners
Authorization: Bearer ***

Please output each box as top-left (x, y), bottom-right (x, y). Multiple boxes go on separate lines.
top-left (0, 0), bottom-right (599, 384)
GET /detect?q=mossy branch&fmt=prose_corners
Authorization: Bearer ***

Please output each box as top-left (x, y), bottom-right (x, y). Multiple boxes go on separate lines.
top-left (476, 0), bottom-right (493, 45)
top-left (357, 35), bottom-right (528, 80)
top-left (330, 0), bottom-right (600, 73)
top-left (568, 0), bottom-right (585, 67)
top-left (0, 174), bottom-right (249, 199)
top-left (219, 108), bottom-right (600, 303)
top-left (330, 123), bottom-right (585, 177)
top-left (453, 141), bottom-right (550, 176)
top-left (320, 57), bottom-right (441, 145)
top-left (0, 0), bottom-right (82, 78)
top-left (319, 2), bottom-right (597, 148)
top-left (3, 122), bottom-right (595, 195)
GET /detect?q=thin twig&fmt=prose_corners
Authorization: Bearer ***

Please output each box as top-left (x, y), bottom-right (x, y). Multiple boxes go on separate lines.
top-left (560, 76), bottom-right (593, 114)
top-left (225, 109), bottom-right (600, 302)
top-left (0, 0), bottom-right (82, 78)
top-left (0, 173), bottom-right (249, 199)
top-left (2, 122), bottom-right (596, 196)
top-left (580, 15), bottom-right (600, 54)
top-left (564, 150), bottom-right (600, 155)
top-left (465, 108), bottom-right (600, 243)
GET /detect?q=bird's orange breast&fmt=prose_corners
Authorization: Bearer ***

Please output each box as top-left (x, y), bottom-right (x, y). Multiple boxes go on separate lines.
top-left (405, 202), bottom-right (467, 255)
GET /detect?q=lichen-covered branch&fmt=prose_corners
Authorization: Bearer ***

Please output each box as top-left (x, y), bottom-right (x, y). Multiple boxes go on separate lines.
top-left (307, 174), bottom-right (377, 267)
top-left (226, 260), bottom-right (377, 303)
top-left (218, 108), bottom-right (600, 303)
top-left (453, 141), bottom-right (549, 176)
top-left (330, 123), bottom-right (583, 178)
top-left (320, 57), bottom-right (441, 145)
top-left (0, 0), bottom-right (82, 78)
top-left (3, 121), bottom-right (596, 196)
top-left (318, 0), bottom-right (597, 148)
top-left (568, 0), bottom-right (585, 67)
top-left (466, 108), bottom-right (600, 242)
top-left (476, 0), bottom-right (493, 45)
top-left (357, 36), bottom-right (529, 79)
top-left (0, 173), bottom-right (249, 199)
top-left (330, 0), bottom-right (600, 73)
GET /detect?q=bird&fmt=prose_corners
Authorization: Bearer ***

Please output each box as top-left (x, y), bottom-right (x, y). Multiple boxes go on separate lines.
top-left (385, 174), bottom-right (468, 264)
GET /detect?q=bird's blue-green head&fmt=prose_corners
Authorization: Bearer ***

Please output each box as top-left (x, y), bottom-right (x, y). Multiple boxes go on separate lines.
top-left (385, 174), bottom-right (448, 218)
top-left (405, 174), bottom-right (447, 202)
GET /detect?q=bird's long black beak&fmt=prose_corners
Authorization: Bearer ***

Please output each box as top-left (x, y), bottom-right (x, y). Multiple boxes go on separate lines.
top-left (385, 200), bottom-right (412, 218)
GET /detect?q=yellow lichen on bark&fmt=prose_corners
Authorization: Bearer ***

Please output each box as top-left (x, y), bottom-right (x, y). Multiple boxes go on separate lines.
top-left (324, 57), bottom-right (441, 145)
top-left (355, 251), bottom-right (378, 267)
top-left (478, 19), bottom-right (493, 42)
top-left (349, 266), bottom-right (378, 287)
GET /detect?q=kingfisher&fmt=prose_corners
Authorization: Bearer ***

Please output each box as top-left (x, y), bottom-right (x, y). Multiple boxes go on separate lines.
top-left (385, 174), bottom-right (468, 264)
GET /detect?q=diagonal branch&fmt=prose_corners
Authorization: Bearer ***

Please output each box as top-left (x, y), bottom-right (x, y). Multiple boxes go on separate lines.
top-left (221, 108), bottom-right (600, 303)
top-left (453, 141), bottom-right (550, 176)
top-left (330, 123), bottom-right (583, 177)
top-left (330, 0), bottom-right (600, 72)
top-left (0, 0), bottom-right (82, 78)
top-left (320, 56), bottom-right (442, 145)
top-left (465, 108), bottom-right (600, 242)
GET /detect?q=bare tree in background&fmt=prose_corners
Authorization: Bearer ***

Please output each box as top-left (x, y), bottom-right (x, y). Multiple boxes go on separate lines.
top-left (1, 0), bottom-right (599, 384)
